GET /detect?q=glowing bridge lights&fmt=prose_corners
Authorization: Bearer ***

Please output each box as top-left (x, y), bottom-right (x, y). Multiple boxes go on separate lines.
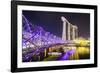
top-left (22, 15), bottom-right (66, 50)
top-left (22, 15), bottom-right (90, 62)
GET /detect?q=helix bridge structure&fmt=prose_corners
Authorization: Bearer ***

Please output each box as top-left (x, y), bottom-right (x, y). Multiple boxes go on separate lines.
top-left (22, 15), bottom-right (68, 48)
top-left (22, 15), bottom-right (90, 62)
top-left (22, 15), bottom-right (70, 62)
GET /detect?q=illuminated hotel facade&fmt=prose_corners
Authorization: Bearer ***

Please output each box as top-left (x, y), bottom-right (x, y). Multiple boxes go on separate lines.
top-left (61, 16), bottom-right (78, 41)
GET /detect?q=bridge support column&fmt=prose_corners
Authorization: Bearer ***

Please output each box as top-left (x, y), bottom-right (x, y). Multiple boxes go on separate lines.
top-left (49, 48), bottom-right (52, 52)
top-left (44, 49), bottom-right (47, 57)
top-left (38, 56), bottom-right (40, 61)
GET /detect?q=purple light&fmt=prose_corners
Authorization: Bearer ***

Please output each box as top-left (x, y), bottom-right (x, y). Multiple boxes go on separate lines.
top-left (22, 14), bottom-right (67, 47)
top-left (58, 49), bottom-right (75, 60)
top-left (22, 15), bottom-right (70, 61)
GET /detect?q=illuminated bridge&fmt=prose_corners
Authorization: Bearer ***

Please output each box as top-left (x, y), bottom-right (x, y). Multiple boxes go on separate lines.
top-left (22, 15), bottom-right (90, 62)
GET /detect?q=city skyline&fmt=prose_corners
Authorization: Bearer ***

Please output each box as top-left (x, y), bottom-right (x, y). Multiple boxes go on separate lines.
top-left (23, 10), bottom-right (90, 39)
top-left (22, 14), bottom-right (90, 62)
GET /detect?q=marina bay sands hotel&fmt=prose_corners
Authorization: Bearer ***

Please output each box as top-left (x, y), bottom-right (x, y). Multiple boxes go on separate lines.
top-left (61, 16), bottom-right (78, 41)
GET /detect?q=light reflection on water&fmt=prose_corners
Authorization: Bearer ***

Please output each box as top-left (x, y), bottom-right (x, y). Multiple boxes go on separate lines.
top-left (68, 46), bottom-right (90, 60)
top-left (22, 45), bottom-right (90, 62)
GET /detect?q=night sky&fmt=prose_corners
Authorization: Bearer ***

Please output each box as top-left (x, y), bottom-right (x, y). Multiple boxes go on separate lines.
top-left (23, 10), bottom-right (90, 38)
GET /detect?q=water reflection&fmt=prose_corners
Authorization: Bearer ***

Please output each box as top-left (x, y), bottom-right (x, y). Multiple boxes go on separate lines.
top-left (22, 44), bottom-right (90, 62)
